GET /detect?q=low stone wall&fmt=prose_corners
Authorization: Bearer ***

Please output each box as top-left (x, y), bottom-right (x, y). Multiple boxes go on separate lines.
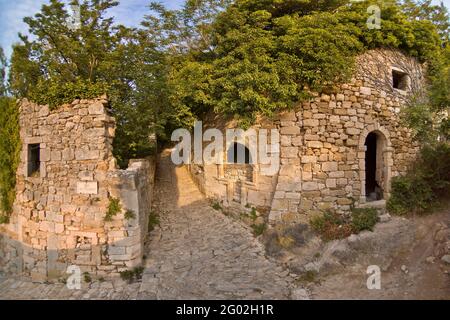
top-left (0, 98), bottom-right (155, 281)
top-left (107, 160), bottom-right (155, 269)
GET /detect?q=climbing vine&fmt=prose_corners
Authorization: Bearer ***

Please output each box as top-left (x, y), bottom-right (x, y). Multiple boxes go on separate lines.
top-left (168, 0), bottom-right (444, 126)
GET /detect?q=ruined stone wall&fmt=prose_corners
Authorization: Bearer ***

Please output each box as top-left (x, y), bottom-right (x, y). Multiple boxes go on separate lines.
top-left (0, 98), bottom-right (155, 281)
top-left (192, 49), bottom-right (424, 224)
top-left (187, 118), bottom-right (279, 212)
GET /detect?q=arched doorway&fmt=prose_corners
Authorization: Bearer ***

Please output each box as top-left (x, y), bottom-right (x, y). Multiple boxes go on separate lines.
top-left (363, 130), bottom-right (389, 202)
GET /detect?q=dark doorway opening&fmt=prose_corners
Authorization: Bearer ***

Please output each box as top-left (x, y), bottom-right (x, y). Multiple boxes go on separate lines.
top-left (27, 143), bottom-right (41, 177)
top-left (392, 69), bottom-right (408, 91)
top-left (227, 143), bottom-right (252, 164)
top-left (365, 132), bottom-right (382, 201)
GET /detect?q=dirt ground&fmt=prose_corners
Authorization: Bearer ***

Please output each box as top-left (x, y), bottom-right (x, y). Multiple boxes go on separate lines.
top-left (308, 210), bottom-right (450, 300)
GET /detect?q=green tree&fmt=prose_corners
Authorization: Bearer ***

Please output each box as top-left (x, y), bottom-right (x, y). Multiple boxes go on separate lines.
top-left (9, 0), bottom-right (121, 97)
top-left (0, 47), bottom-right (6, 96)
top-left (159, 0), bottom-right (442, 126)
top-left (401, 0), bottom-right (450, 42)
top-left (9, 0), bottom-right (168, 167)
top-left (0, 97), bottom-right (21, 222)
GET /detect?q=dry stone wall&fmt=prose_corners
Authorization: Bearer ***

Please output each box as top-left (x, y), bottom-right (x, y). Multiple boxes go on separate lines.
top-left (191, 49), bottom-right (424, 224)
top-left (0, 98), bottom-right (155, 281)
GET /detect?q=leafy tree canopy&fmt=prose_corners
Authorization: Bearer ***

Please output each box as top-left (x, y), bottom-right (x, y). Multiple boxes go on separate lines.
top-left (6, 0), bottom-right (450, 161)
top-left (9, 0), bottom-right (171, 167)
top-left (164, 0), bottom-right (444, 126)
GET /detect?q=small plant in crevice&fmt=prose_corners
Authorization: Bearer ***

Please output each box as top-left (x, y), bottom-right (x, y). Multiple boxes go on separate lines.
top-left (296, 270), bottom-right (320, 285)
top-left (249, 207), bottom-right (258, 221)
top-left (148, 211), bottom-right (160, 232)
top-left (125, 209), bottom-right (136, 220)
top-left (119, 267), bottom-right (145, 284)
top-left (211, 201), bottom-right (222, 211)
top-left (252, 223), bottom-right (267, 237)
top-left (119, 270), bottom-right (134, 283)
top-left (134, 267), bottom-right (144, 280)
top-left (83, 272), bottom-right (92, 283)
top-left (104, 197), bottom-right (122, 222)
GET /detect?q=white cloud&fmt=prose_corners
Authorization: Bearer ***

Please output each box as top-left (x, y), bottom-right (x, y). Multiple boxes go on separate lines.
top-left (0, 0), bottom-right (185, 59)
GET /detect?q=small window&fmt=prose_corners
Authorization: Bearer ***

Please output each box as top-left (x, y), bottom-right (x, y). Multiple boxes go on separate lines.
top-left (27, 144), bottom-right (40, 177)
top-left (392, 69), bottom-right (409, 91)
top-left (227, 143), bottom-right (252, 164)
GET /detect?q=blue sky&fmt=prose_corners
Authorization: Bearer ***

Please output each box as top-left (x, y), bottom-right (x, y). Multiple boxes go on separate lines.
top-left (1, 0), bottom-right (449, 60)
top-left (0, 0), bottom-right (185, 59)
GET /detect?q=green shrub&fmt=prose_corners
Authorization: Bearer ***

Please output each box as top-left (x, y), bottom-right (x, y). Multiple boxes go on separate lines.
top-left (104, 197), bottom-right (122, 222)
top-left (296, 270), bottom-right (320, 284)
top-left (119, 270), bottom-right (135, 283)
top-left (0, 97), bottom-right (21, 222)
top-left (148, 211), bottom-right (160, 232)
top-left (119, 267), bottom-right (145, 284)
top-left (211, 201), bottom-right (222, 211)
top-left (125, 210), bottom-right (136, 220)
top-left (0, 215), bottom-right (10, 224)
top-left (387, 143), bottom-right (450, 215)
top-left (29, 78), bottom-right (109, 110)
top-left (249, 207), bottom-right (257, 221)
top-left (310, 210), bottom-right (353, 242)
top-left (351, 208), bottom-right (379, 232)
top-left (83, 272), bottom-right (92, 283)
top-left (252, 223), bottom-right (267, 237)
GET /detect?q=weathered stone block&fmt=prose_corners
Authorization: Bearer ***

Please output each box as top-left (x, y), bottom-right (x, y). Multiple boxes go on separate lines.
top-left (75, 149), bottom-right (99, 161)
top-left (322, 162), bottom-right (338, 172)
top-left (302, 182), bottom-right (319, 191)
top-left (301, 156), bottom-right (317, 164)
top-left (303, 119), bottom-right (319, 127)
top-left (360, 87), bottom-right (371, 95)
top-left (280, 126), bottom-right (300, 135)
top-left (76, 181), bottom-right (98, 195)
top-left (88, 102), bottom-right (105, 115)
top-left (307, 141), bottom-right (323, 148)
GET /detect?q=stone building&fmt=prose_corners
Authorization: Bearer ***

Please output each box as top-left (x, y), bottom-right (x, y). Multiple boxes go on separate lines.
top-left (188, 49), bottom-right (425, 224)
top-left (0, 98), bottom-right (155, 281)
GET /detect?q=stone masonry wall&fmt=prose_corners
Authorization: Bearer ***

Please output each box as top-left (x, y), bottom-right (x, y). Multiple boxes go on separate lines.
top-left (191, 49), bottom-right (424, 224)
top-left (0, 98), bottom-right (155, 281)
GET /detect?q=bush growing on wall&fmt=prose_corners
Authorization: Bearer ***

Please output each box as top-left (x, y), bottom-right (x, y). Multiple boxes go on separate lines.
top-left (29, 79), bottom-right (109, 110)
top-left (0, 97), bottom-right (21, 223)
top-left (387, 143), bottom-right (450, 215)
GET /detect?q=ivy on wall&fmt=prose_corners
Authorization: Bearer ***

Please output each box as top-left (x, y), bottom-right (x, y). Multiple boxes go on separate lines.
top-left (29, 78), bottom-right (110, 110)
top-left (0, 97), bottom-right (21, 223)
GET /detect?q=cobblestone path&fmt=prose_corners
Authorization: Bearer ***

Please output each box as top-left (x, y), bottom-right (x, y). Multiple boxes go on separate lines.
top-left (0, 150), bottom-right (298, 300)
top-left (137, 150), bottom-right (295, 300)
